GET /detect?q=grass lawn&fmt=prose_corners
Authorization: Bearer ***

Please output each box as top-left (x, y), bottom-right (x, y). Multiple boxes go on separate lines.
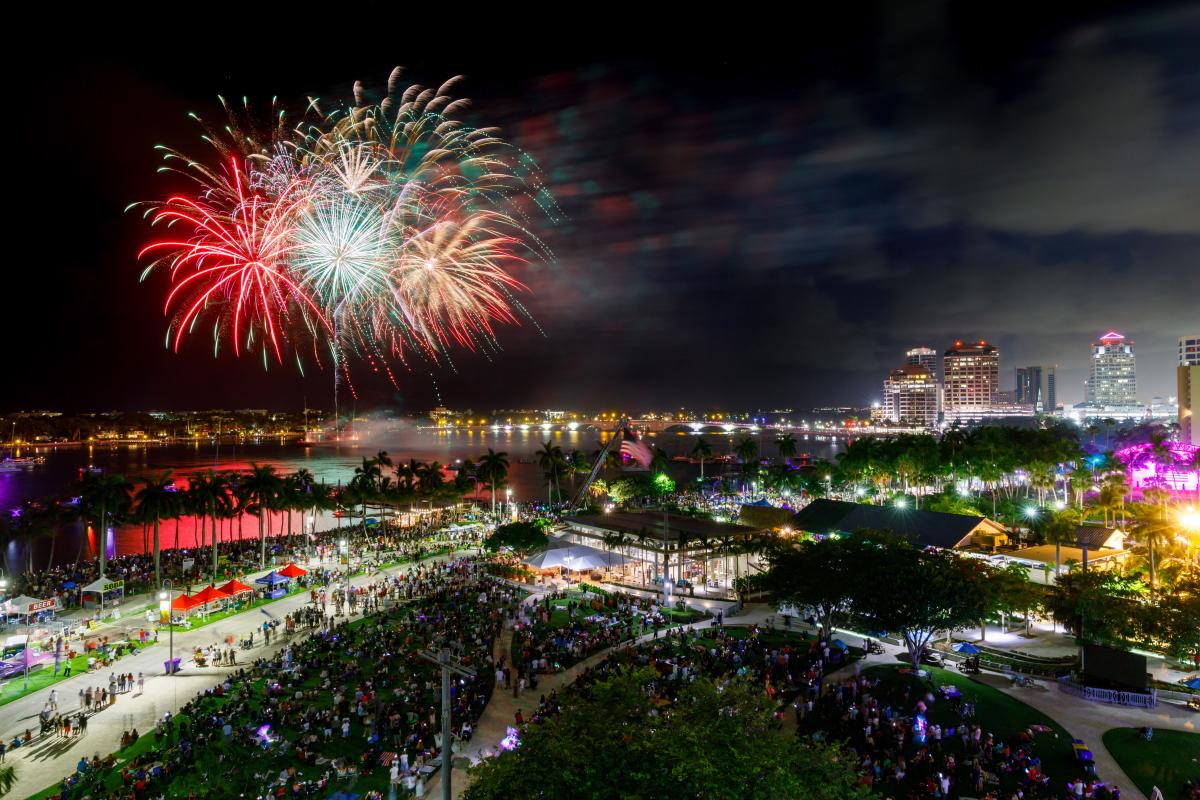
top-left (0, 640), bottom-right (155, 708)
top-left (1102, 728), bottom-right (1200, 800)
top-left (863, 665), bottom-right (1085, 789)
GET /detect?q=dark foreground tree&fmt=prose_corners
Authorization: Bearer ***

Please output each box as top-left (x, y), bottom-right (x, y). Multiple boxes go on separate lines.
top-left (463, 668), bottom-right (868, 800)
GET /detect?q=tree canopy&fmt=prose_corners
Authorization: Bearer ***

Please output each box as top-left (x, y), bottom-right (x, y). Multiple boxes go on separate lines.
top-left (463, 667), bottom-right (868, 800)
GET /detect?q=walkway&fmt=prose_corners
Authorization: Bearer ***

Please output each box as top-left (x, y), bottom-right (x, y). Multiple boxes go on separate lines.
top-left (427, 587), bottom-right (772, 798)
top-left (1, 549), bottom-right (470, 800)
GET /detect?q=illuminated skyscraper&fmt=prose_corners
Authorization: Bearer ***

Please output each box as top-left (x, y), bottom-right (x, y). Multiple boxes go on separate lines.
top-left (906, 347), bottom-right (939, 376)
top-left (943, 340), bottom-right (999, 420)
top-left (1086, 331), bottom-right (1136, 407)
top-left (1015, 365), bottom-right (1057, 413)
top-left (1181, 334), bottom-right (1199, 444)
top-left (883, 364), bottom-right (939, 428)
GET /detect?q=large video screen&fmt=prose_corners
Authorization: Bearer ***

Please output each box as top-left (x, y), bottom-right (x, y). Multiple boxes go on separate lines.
top-left (1083, 644), bottom-right (1147, 691)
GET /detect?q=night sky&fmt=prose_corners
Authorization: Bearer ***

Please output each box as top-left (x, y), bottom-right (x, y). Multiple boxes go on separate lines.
top-left (10, 7), bottom-right (1200, 414)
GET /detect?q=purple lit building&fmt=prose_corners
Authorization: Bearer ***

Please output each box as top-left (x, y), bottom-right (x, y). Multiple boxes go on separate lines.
top-left (1115, 442), bottom-right (1199, 494)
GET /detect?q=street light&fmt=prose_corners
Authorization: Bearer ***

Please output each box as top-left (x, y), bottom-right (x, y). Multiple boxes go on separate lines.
top-left (894, 498), bottom-right (908, 509)
top-left (1179, 506), bottom-right (1200, 532)
top-left (159, 580), bottom-right (174, 676)
top-left (1023, 506), bottom-right (1039, 519)
top-left (339, 538), bottom-right (350, 616)
top-left (1053, 500), bottom-right (1067, 511)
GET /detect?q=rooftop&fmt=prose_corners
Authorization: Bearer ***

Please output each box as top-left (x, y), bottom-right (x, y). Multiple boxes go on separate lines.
top-left (792, 499), bottom-right (1004, 550)
top-left (564, 511), bottom-right (758, 542)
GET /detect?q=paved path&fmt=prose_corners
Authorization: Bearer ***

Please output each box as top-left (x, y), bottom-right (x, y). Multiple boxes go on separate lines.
top-left (427, 588), bottom-right (766, 798)
top-left (2, 550), bottom-right (470, 800)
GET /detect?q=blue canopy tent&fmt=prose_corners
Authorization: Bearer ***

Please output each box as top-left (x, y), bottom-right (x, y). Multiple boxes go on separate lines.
top-left (952, 643), bottom-right (981, 654)
top-left (254, 571), bottom-right (291, 588)
top-left (831, 639), bottom-right (849, 651)
top-left (1183, 677), bottom-right (1200, 690)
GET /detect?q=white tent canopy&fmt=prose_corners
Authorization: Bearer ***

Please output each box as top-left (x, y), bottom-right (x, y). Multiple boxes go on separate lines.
top-left (526, 542), bottom-right (624, 571)
top-left (80, 577), bottom-right (125, 595)
top-left (3, 595), bottom-right (61, 616)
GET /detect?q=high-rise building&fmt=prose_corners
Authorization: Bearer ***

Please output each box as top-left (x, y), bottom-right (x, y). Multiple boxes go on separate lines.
top-left (1015, 365), bottom-right (1057, 413)
top-left (906, 347), bottom-right (939, 377)
top-left (1182, 335), bottom-right (1200, 367)
top-left (883, 364), bottom-right (940, 428)
top-left (1086, 331), bottom-right (1137, 407)
top-left (943, 340), bottom-right (999, 420)
top-left (1181, 334), bottom-right (1200, 444)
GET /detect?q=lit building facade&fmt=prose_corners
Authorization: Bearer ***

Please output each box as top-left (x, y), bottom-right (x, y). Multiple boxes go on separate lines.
top-left (883, 364), bottom-right (939, 428)
top-left (943, 340), bottom-right (998, 420)
top-left (1087, 331), bottom-right (1137, 407)
top-left (1015, 365), bottom-right (1057, 413)
top-left (906, 347), bottom-right (939, 377)
top-left (1181, 334), bottom-right (1200, 444)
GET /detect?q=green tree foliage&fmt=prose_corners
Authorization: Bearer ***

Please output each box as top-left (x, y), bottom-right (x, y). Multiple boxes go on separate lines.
top-left (854, 542), bottom-right (999, 670)
top-left (756, 533), bottom-right (877, 634)
top-left (463, 668), bottom-right (868, 800)
top-left (482, 520), bottom-right (550, 554)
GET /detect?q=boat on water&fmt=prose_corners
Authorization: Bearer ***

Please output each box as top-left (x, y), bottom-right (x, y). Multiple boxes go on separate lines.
top-left (0, 456), bottom-right (44, 471)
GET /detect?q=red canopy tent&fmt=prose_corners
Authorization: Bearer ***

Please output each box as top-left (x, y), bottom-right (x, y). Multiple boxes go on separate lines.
top-left (190, 585), bottom-right (231, 606)
top-left (278, 563), bottom-right (308, 578)
top-left (171, 594), bottom-right (202, 613)
top-left (218, 579), bottom-right (253, 596)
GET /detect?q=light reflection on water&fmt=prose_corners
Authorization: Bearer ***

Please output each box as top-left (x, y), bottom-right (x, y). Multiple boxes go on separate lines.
top-left (1, 427), bottom-right (839, 568)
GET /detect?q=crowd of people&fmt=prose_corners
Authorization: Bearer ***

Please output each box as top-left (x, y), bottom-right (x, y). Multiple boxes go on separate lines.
top-left (509, 587), bottom-right (701, 678)
top-left (41, 556), bottom-right (519, 799)
top-left (7, 516), bottom-right (485, 613)
top-left (799, 670), bottom-right (1107, 800)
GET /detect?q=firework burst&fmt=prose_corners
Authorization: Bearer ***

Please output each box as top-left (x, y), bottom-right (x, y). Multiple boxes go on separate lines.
top-left (136, 66), bottom-right (555, 384)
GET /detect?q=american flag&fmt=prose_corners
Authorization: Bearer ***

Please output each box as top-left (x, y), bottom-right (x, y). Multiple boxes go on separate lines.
top-left (619, 429), bottom-right (653, 468)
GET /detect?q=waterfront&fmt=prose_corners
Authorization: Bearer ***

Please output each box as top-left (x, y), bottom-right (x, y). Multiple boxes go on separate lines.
top-left (2, 427), bottom-right (842, 571)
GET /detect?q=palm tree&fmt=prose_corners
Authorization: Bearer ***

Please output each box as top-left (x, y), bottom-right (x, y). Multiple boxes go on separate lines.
top-left (567, 450), bottom-right (590, 498)
top-left (650, 446), bottom-right (670, 476)
top-left (418, 462), bottom-right (446, 494)
top-left (734, 436), bottom-right (758, 465)
top-left (133, 471), bottom-right (176, 587)
top-left (242, 463), bottom-right (282, 568)
top-left (691, 438), bottom-right (713, 482)
top-left (79, 473), bottom-right (133, 578)
top-left (189, 470), bottom-right (230, 581)
top-left (292, 468), bottom-right (318, 545)
top-left (734, 437), bottom-right (758, 492)
top-left (537, 441), bottom-right (566, 505)
top-left (477, 449), bottom-right (510, 516)
top-left (352, 457), bottom-right (383, 520)
top-left (775, 433), bottom-right (797, 463)
top-left (1129, 494), bottom-right (1173, 598)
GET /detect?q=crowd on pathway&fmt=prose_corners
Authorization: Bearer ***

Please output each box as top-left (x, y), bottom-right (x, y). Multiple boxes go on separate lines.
top-left (509, 587), bottom-right (696, 677)
top-left (37, 555), bottom-right (518, 800)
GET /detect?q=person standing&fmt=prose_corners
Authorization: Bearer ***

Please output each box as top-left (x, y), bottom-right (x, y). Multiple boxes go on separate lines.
top-left (137, 673), bottom-right (144, 695)
top-left (49, 689), bottom-right (58, 712)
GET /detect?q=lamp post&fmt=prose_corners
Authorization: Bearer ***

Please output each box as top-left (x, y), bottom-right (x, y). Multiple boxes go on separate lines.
top-left (339, 538), bottom-right (350, 616)
top-left (159, 580), bottom-right (174, 676)
top-left (420, 645), bottom-right (476, 800)
top-left (0, 576), bottom-right (8, 603)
